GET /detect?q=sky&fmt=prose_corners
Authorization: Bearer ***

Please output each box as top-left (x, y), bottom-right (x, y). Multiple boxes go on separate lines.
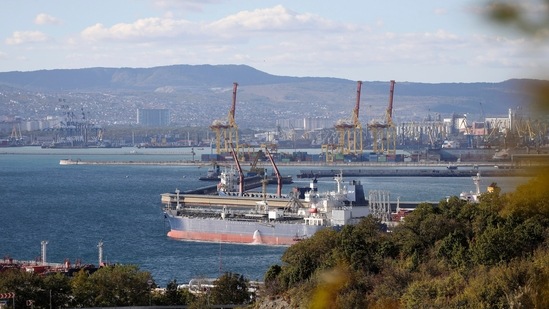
top-left (1, 0), bottom-right (548, 83)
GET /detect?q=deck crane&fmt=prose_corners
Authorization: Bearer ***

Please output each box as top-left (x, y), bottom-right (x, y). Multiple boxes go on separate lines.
top-left (368, 80), bottom-right (397, 154)
top-left (333, 81), bottom-right (364, 157)
top-left (264, 147), bottom-right (282, 197)
top-left (229, 143), bottom-right (244, 195)
top-left (210, 82), bottom-right (240, 154)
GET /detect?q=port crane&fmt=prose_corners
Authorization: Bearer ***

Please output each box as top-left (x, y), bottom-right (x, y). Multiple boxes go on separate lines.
top-left (9, 123), bottom-right (23, 145)
top-left (333, 81), bottom-right (364, 157)
top-left (210, 82), bottom-right (239, 154)
top-left (368, 80), bottom-right (396, 154)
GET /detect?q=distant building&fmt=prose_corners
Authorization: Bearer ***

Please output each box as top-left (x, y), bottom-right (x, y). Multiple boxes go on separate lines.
top-left (137, 109), bottom-right (170, 126)
top-left (277, 117), bottom-right (332, 130)
top-left (303, 117), bottom-right (331, 130)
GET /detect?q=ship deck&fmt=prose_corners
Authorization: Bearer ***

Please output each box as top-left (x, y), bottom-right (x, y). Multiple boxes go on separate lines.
top-left (161, 192), bottom-right (304, 208)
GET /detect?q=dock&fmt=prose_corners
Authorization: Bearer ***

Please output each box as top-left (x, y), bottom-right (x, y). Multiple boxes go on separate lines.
top-left (296, 168), bottom-right (531, 178)
top-left (182, 175), bottom-right (264, 194)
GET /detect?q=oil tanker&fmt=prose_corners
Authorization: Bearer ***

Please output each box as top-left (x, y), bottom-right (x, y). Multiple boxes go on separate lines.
top-left (161, 173), bottom-right (369, 245)
top-left (162, 146), bottom-right (373, 245)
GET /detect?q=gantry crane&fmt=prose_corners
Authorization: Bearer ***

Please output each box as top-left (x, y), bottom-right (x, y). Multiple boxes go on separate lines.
top-left (333, 81), bottom-right (364, 156)
top-left (210, 82), bottom-right (240, 154)
top-left (368, 80), bottom-right (396, 154)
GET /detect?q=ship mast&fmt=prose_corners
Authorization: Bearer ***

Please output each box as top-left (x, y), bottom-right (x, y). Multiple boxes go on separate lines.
top-left (41, 240), bottom-right (48, 265)
top-left (98, 240), bottom-right (104, 266)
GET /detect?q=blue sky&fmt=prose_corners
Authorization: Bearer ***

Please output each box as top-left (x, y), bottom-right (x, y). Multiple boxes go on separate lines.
top-left (1, 0), bottom-right (547, 82)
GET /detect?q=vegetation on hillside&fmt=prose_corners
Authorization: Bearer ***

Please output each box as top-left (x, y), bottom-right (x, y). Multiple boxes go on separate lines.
top-left (0, 264), bottom-right (253, 308)
top-left (260, 169), bottom-right (549, 308)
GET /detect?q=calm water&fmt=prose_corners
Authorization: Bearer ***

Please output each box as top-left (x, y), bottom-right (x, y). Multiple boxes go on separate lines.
top-left (0, 147), bottom-right (529, 286)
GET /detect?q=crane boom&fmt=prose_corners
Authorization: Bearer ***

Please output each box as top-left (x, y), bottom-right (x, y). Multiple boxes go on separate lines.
top-left (229, 143), bottom-right (244, 195)
top-left (353, 81), bottom-right (362, 126)
top-left (264, 148), bottom-right (282, 197)
top-left (386, 80), bottom-right (395, 124)
top-left (229, 82), bottom-right (238, 126)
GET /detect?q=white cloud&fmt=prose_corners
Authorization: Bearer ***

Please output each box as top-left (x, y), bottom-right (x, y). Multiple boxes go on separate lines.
top-left (209, 5), bottom-right (337, 32)
top-left (80, 18), bottom-right (194, 41)
top-left (151, 0), bottom-right (223, 11)
top-left (34, 13), bottom-right (61, 25)
top-left (78, 5), bottom-right (348, 45)
top-left (5, 31), bottom-right (49, 45)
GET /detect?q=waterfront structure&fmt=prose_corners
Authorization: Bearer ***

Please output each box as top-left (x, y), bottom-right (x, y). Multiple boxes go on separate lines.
top-left (333, 81), bottom-right (363, 156)
top-left (368, 80), bottom-right (397, 154)
top-left (137, 109), bottom-right (170, 126)
top-left (210, 82), bottom-right (239, 154)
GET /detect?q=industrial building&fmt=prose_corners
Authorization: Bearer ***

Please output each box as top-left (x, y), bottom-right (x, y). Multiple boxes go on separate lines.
top-left (137, 109), bottom-right (170, 127)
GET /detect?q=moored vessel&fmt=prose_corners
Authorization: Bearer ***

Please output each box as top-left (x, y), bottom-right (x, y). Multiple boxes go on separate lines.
top-left (162, 174), bottom-right (369, 245)
top-left (162, 144), bottom-right (371, 245)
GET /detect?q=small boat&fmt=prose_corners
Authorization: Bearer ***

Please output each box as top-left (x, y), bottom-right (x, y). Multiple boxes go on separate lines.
top-left (446, 164), bottom-right (458, 170)
top-left (198, 163), bottom-right (221, 181)
top-left (59, 158), bottom-right (80, 165)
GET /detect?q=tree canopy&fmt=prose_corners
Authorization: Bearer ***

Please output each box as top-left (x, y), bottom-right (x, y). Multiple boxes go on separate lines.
top-left (262, 168), bottom-right (549, 308)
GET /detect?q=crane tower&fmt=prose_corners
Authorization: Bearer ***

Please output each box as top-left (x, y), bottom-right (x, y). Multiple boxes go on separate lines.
top-left (210, 82), bottom-right (240, 154)
top-left (334, 81), bottom-right (364, 156)
top-left (368, 80), bottom-right (397, 154)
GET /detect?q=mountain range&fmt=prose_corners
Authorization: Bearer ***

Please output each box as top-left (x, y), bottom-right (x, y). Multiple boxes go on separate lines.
top-left (0, 64), bottom-right (545, 129)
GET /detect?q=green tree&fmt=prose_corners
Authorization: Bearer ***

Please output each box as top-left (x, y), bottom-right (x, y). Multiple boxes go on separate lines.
top-left (0, 269), bottom-right (72, 309)
top-left (263, 264), bottom-right (282, 295)
top-left (71, 265), bottom-right (152, 307)
top-left (435, 230), bottom-right (470, 269)
top-left (471, 220), bottom-right (517, 266)
top-left (70, 269), bottom-right (95, 307)
top-left (155, 279), bottom-right (194, 305)
top-left (335, 216), bottom-right (390, 273)
top-left (393, 202), bottom-right (461, 266)
top-left (0, 269), bottom-right (44, 309)
top-left (43, 273), bottom-right (72, 309)
top-left (278, 228), bottom-right (339, 289)
top-left (209, 272), bottom-right (250, 305)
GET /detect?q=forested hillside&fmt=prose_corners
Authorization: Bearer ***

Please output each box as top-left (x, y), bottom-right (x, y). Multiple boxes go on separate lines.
top-left (259, 169), bottom-right (549, 308)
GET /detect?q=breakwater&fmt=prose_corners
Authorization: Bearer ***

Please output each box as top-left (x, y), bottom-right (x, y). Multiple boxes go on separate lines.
top-left (296, 168), bottom-right (530, 178)
top-left (59, 158), bottom-right (530, 177)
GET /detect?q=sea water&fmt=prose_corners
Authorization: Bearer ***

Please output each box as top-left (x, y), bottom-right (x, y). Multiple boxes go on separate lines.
top-left (0, 147), bottom-right (529, 286)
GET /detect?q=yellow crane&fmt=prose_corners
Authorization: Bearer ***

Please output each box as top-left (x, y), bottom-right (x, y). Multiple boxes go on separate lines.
top-left (210, 82), bottom-right (239, 154)
top-left (368, 80), bottom-right (396, 154)
top-left (333, 80), bottom-right (364, 156)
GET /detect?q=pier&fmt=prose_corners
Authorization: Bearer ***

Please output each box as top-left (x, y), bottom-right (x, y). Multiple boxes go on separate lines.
top-left (59, 158), bottom-right (535, 178)
top-left (296, 167), bottom-right (530, 178)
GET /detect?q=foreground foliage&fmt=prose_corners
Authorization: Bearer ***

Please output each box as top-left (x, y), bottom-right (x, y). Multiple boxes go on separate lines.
top-left (0, 264), bottom-right (251, 308)
top-left (262, 169), bottom-right (549, 308)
